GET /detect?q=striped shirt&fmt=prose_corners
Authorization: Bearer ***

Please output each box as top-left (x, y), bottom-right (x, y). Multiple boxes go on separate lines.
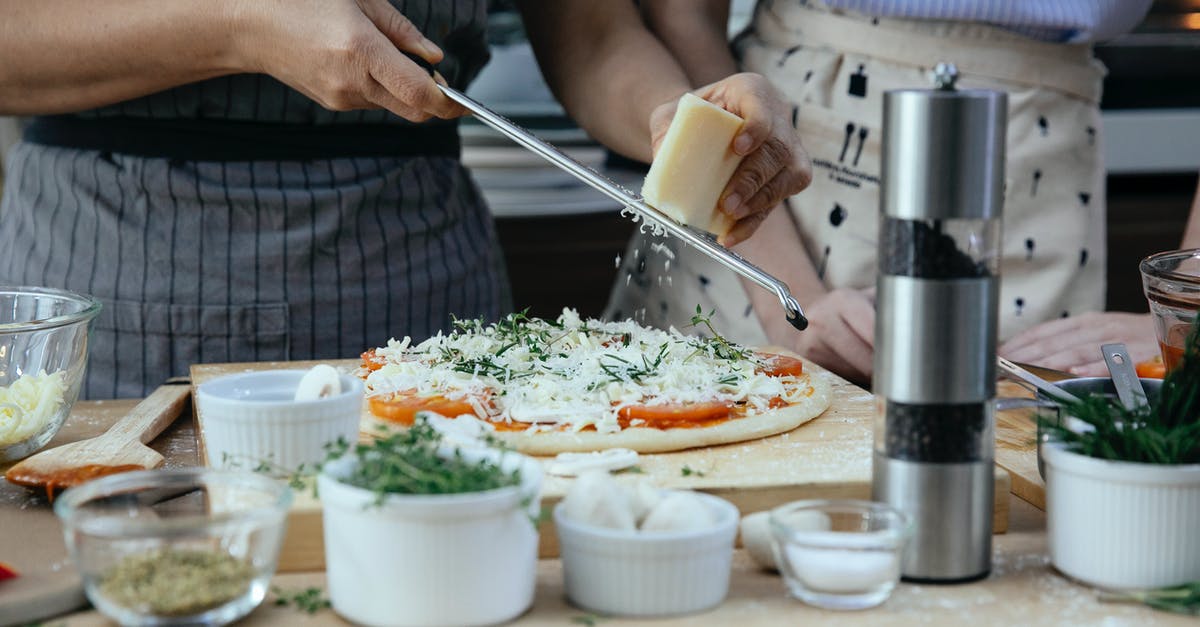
top-left (78, 0), bottom-right (488, 125)
top-left (819, 0), bottom-right (1153, 42)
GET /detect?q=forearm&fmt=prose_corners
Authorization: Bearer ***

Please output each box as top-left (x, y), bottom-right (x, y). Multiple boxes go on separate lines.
top-left (0, 0), bottom-right (241, 115)
top-left (516, 0), bottom-right (691, 162)
top-left (1183, 177), bottom-right (1200, 249)
top-left (640, 0), bottom-right (738, 86)
top-left (732, 207), bottom-right (826, 342)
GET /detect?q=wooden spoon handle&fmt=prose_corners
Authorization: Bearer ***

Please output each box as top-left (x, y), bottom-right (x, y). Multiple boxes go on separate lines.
top-left (106, 382), bottom-right (191, 445)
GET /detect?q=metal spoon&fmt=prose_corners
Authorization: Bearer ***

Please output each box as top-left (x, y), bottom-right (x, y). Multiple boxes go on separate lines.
top-left (1100, 343), bottom-right (1149, 411)
top-left (997, 357), bottom-right (1083, 405)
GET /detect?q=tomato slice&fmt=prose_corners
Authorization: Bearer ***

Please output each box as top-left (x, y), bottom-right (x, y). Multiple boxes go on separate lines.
top-left (1135, 356), bottom-right (1166, 379)
top-left (0, 561), bottom-right (17, 581)
top-left (756, 352), bottom-right (805, 377)
top-left (368, 391), bottom-right (482, 425)
top-left (618, 401), bottom-right (732, 429)
top-left (361, 349), bottom-right (385, 373)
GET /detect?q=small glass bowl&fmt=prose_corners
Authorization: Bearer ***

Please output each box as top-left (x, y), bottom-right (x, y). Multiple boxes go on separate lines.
top-left (55, 468), bottom-right (291, 626)
top-left (0, 286), bottom-right (101, 462)
top-left (769, 499), bottom-right (910, 611)
top-left (1140, 248), bottom-right (1200, 373)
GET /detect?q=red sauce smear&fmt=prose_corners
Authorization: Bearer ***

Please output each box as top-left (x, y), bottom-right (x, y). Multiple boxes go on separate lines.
top-left (5, 464), bottom-right (145, 501)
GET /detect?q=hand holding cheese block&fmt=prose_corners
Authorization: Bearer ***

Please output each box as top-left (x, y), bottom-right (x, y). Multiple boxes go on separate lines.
top-left (642, 93), bottom-right (746, 238)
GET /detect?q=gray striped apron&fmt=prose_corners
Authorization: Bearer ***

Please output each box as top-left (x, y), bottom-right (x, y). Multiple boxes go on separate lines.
top-left (0, 0), bottom-right (508, 399)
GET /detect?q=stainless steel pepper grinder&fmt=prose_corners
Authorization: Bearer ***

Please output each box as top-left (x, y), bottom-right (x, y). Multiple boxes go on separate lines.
top-left (871, 63), bottom-right (1007, 583)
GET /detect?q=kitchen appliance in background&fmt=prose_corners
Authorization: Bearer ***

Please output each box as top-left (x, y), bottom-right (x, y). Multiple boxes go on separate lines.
top-left (872, 65), bottom-right (1007, 582)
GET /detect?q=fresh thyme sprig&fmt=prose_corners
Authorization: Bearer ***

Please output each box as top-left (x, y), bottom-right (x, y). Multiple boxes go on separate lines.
top-left (339, 421), bottom-right (521, 504)
top-left (271, 586), bottom-right (331, 614)
top-left (687, 305), bottom-right (753, 362)
top-left (597, 342), bottom-right (669, 383)
top-left (1041, 317), bottom-right (1200, 464)
top-left (1099, 581), bottom-right (1200, 616)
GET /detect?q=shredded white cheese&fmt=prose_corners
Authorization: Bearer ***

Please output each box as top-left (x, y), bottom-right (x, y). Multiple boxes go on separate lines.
top-left (365, 309), bottom-right (810, 433)
top-left (0, 370), bottom-right (68, 446)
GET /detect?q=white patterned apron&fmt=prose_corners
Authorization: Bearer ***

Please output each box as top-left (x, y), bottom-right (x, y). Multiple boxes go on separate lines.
top-left (607, 0), bottom-right (1107, 348)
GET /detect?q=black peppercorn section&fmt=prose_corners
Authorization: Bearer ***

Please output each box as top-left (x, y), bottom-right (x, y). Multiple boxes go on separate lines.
top-left (879, 217), bottom-right (992, 279)
top-left (884, 401), bottom-right (989, 463)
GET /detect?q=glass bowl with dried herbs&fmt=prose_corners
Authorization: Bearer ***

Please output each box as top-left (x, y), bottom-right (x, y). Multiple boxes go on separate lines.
top-left (54, 468), bottom-right (291, 626)
top-left (1040, 320), bottom-right (1200, 591)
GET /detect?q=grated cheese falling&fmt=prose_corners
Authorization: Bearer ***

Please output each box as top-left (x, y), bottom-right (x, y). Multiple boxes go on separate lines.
top-left (365, 309), bottom-right (811, 433)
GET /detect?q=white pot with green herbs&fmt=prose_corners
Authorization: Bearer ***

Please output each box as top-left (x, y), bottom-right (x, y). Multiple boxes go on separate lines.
top-left (317, 419), bottom-right (542, 627)
top-left (1042, 324), bottom-right (1200, 594)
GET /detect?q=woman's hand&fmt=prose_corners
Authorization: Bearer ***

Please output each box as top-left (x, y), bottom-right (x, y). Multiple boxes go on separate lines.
top-left (234, 0), bottom-right (465, 121)
top-left (650, 73), bottom-right (813, 246)
top-left (999, 312), bottom-right (1158, 376)
top-left (788, 288), bottom-right (876, 386)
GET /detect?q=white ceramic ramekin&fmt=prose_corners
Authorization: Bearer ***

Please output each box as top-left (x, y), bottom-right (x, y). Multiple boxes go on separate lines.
top-left (196, 369), bottom-right (363, 472)
top-left (319, 449), bottom-right (542, 627)
top-left (554, 492), bottom-right (739, 617)
top-left (1044, 441), bottom-right (1200, 590)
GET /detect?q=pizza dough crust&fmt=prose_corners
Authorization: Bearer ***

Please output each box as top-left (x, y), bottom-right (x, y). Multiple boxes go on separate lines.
top-left (362, 371), bottom-right (832, 455)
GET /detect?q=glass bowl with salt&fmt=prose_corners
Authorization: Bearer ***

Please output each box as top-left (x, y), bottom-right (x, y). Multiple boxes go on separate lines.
top-left (770, 499), bottom-right (910, 610)
top-left (55, 468), bottom-right (291, 626)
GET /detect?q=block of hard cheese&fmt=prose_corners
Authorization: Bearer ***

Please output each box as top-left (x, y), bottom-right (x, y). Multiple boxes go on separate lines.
top-left (642, 92), bottom-right (745, 237)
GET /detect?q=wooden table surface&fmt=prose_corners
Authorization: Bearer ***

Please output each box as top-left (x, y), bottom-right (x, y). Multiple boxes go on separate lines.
top-left (32, 402), bottom-right (1194, 627)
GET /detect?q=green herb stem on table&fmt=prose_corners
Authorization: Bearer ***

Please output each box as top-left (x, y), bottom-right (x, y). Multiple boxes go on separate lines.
top-left (1099, 581), bottom-right (1200, 616)
top-left (271, 586), bottom-right (332, 614)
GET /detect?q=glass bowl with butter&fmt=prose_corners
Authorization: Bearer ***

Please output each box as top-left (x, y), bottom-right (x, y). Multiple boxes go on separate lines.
top-left (55, 468), bottom-right (291, 626)
top-left (0, 286), bottom-right (101, 463)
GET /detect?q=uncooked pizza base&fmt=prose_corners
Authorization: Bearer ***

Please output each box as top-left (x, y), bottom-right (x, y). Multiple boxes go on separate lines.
top-left (361, 369), bottom-right (832, 455)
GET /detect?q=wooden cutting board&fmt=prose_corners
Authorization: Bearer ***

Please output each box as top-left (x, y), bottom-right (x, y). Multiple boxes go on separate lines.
top-left (191, 358), bottom-right (1014, 572)
top-left (0, 398), bottom-right (199, 626)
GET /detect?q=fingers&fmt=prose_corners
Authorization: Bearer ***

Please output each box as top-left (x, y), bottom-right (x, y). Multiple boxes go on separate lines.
top-left (794, 289), bottom-right (877, 384)
top-left (719, 210), bottom-right (769, 247)
top-left (1070, 361), bottom-right (1112, 377)
top-left (366, 43), bottom-right (466, 121)
top-left (648, 99), bottom-right (679, 158)
top-left (999, 316), bottom-right (1084, 356)
top-left (722, 141), bottom-right (791, 220)
top-left (353, 0), bottom-right (463, 121)
top-left (717, 74), bottom-right (775, 157)
top-left (358, 0), bottom-right (444, 63)
top-left (1038, 344), bottom-right (1110, 372)
top-left (805, 328), bottom-right (872, 384)
top-left (733, 150), bottom-right (813, 227)
top-left (838, 290), bottom-right (876, 347)
top-left (692, 73), bottom-right (812, 230)
top-left (999, 312), bottom-right (1159, 374)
